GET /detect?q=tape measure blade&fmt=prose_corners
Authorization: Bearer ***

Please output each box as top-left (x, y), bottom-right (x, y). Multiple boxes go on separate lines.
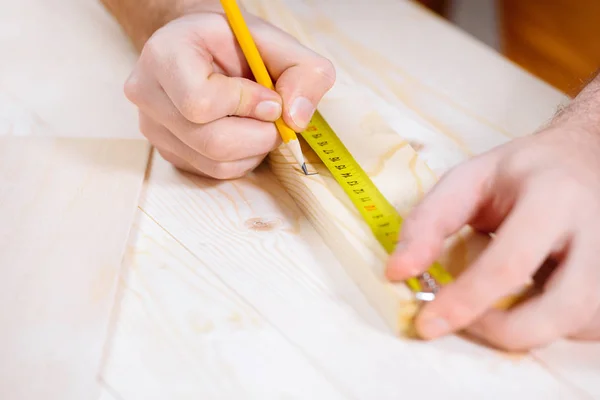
top-left (301, 111), bottom-right (401, 252)
top-left (300, 110), bottom-right (453, 293)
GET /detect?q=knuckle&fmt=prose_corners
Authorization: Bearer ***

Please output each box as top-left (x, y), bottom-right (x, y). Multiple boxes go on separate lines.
top-left (138, 117), bottom-right (170, 149)
top-left (208, 162), bottom-right (247, 180)
top-left (500, 148), bottom-right (532, 178)
top-left (157, 148), bottom-right (178, 165)
top-left (123, 77), bottom-right (141, 105)
top-left (138, 114), bottom-right (157, 139)
top-left (201, 128), bottom-right (235, 161)
top-left (141, 34), bottom-right (164, 63)
top-left (138, 114), bottom-right (152, 134)
top-left (179, 92), bottom-right (213, 124)
top-left (312, 58), bottom-right (337, 88)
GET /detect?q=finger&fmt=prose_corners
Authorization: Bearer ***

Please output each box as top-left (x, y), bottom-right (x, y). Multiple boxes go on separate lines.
top-left (386, 156), bottom-right (497, 281)
top-left (413, 183), bottom-right (571, 340)
top-left (140, 113), bottom-right (266, 179)
top-left (275, 59), bottom-right (336, 131)
top-left (467, 232), bottom-right (600, 351)
top-left (126, 75), bottom-right (281, 162)
top-left (245, 22), bottom-right (337, 131)
top-left (186, 117), bottom-right (282, 162)
top-left (156, 148), bottom-right (199, 175)
top-left (141, 33), bottom-right (283, 124)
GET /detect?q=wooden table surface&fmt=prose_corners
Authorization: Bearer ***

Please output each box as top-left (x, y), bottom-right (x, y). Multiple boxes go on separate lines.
top-left (3, 0), bottom-right (600, 399)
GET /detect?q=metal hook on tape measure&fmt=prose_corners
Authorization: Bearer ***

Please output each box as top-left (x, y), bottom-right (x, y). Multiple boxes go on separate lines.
top-left (413, 272), bottom-right (440, 303)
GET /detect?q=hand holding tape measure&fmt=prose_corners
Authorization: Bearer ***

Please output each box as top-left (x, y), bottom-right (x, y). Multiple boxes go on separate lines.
top-left (220, 0), bottom-right (600, 350)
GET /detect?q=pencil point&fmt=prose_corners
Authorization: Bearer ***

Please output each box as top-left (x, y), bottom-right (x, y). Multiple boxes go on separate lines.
top-left (301, 163), bottom-right (309, 175)
top-left (286, 139), bottom-right (307, 173)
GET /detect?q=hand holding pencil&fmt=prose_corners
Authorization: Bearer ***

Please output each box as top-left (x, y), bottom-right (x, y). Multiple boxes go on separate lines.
top-left (220, 0), bottom-right (312, 173)
top-left (122, 0), bottom-right (335, 179)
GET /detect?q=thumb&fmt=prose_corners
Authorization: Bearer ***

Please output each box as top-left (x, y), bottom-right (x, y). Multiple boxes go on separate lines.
top-left (275, 59), bottom-right (336, 131)
top-left (246, 18), bottom-right (336, 131)
top-left (385, 156), bottom-right (496, 281)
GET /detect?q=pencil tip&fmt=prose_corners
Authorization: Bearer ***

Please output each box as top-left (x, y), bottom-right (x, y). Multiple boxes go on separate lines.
top-left (301, 163), bottom-right (309, 175)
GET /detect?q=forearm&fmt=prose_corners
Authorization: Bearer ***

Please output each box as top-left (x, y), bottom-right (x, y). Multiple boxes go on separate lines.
top-left (100, 0), bottom-right (223, 51)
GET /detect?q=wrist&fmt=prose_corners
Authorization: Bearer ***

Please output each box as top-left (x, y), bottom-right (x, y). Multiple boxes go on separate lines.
top-left (102, 0), bottom-right (228, 51)
top-left (168, 0), bottom-right (227, 17)
top-left (147, 0), bottom-right (228, 46)
top-left (549, 70), bottom-right (600, 136)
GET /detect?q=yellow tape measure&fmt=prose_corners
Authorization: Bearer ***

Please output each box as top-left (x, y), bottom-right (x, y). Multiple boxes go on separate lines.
top-left (301, 110), bottom-right (454, 296)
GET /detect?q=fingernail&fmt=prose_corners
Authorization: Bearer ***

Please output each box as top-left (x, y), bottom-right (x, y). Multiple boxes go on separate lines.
top-left (417, 312), bottom-right (450, 339)
top-left (255, 101), bottom-right (282, 121)
top-left (289, 96), bottom-right (315, 129)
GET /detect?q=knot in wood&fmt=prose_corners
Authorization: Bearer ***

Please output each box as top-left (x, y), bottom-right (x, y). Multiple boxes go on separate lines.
top-left (408, 140), bottom-right (424, 152)
top-left (244, 217), bottom-right (282, 232)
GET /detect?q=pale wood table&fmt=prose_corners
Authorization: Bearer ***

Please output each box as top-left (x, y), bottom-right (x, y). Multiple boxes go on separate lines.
top-left (3, 0), bottom-right (600, 399)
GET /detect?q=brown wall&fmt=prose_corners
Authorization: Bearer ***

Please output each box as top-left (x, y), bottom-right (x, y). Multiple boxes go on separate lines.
top-left (414, 0), bottom-right (600, 97)
top-left (498, 0), bottom-right (600, 96)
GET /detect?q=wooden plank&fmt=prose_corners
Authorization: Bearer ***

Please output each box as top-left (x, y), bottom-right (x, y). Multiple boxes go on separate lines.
top-left (99, 193), bottom-right (347, 399)
top-left (3, 0), bottom-right (594, 397)
top-left (0, 0), bottom-right (142, 139)
top-left (531, 340), bottom-right (600, 399)
top-left (241, 1), bottom-right (600, 396)
top-left (267, 81), bottom-right (495, 334)
top-left (244, 0), bottom-right (567, 174)
top-left (115, 149), bottom-right (578, 399)
top-left (0, 136), bottom-right (150, 400)
top-left (242, 0), bottom-right (525, 335)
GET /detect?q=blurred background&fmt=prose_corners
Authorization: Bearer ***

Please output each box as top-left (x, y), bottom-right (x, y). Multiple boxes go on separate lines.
top-left (415, 0), bottom-right (600, 97)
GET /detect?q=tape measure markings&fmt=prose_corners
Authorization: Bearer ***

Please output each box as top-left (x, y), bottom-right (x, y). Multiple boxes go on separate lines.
top-left (300, 110), bottom-right (454, 295)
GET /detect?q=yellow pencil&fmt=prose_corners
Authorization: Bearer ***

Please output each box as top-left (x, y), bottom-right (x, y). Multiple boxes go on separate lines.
top-left (219, 0), bottom-right (308, 174)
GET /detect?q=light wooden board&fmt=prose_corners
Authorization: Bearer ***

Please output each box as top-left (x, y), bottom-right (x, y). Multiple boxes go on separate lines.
top-left (0, 0), bottom-right (141, 139)
top-left (4, 0), bottom-right (600, 398)
top-left (243, 0), bottom-right (599, 395)
top-left (99, 183), bottom-right (349, 399)
top-left (243, 0), bottom-right (569, 176)
top-left (266, 82), bottom-right (495, 334)
top-left (243, 0), bottom-right (527, 334)
top-left (0, 136), bottom-right (149, 400)
top-left (99, 151), bottom-right (579, 399)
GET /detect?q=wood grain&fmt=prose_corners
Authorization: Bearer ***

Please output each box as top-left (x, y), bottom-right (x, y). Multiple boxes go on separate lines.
top-left (4, 0), bottom-right (600, 397)
top-left (99, 178), bottom-right (348, 399)
top-left (0, 0), bottom-right (142, 139)
top-left (242, 0), bottom-right (527, 334)
top-left (100, 150), bottom-right (576, 399)
top-left (0, 136), bottom-right (149, 400)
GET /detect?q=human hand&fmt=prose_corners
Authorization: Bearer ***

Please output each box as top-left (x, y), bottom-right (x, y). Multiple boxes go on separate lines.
top-left (386, 121), bottom-right (600, 351)
top-left (123, 8), bottom-right (335, 179)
